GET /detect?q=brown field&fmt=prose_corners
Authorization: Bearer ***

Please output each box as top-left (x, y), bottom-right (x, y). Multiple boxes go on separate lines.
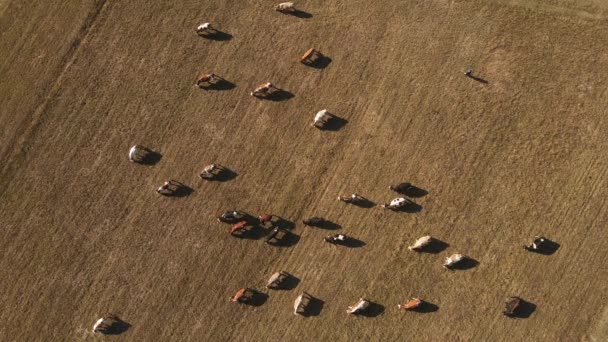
top-left (2, 0), bottom-right (608, 341)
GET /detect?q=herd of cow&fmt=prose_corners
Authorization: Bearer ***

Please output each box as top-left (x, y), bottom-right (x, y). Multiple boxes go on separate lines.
top-left (93, 1), bottom-right (554, 334)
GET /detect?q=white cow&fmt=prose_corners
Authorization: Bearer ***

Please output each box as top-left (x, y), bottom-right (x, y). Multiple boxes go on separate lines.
top-left (347, 298), bottom-right (370, 314)
top-left (312, 109), bottom-right (331, 128)
top-left (129, 145), bottom-right (148, 162)
top-left (382, 197), bottom-right (409, 209)
top-left (196, 23), bottom-right (214, 35)
top-left (408, 235), bottom-right (432, 251)
top-left (294, 292), bottom-right (311, 315)
top-left (443, 253), bottom-right (465, 268)
top-left (276, 2), bottom-right (296, 12)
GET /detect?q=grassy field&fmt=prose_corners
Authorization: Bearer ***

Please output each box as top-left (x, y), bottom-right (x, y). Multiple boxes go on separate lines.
top-left (1, 0), bottom-right (608, 341)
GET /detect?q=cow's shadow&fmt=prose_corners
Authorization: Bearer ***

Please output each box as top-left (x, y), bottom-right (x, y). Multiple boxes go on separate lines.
top-left (323, 115), bottom-right (348, 131)
top-left (234, 226), bottom-right (268, 240)
top-left (316, 220), bottom-right (341, 230)
top-left (288, 10), bottom-right (313, 19)
top-left (170, 182), bottom-right (194, 198)
top-left (139, 150), bottom-right (162, 165)
top-left (412, 301), bottom-right (439, 313)
top-left (420, 238), bottom-right (449, 254)
top-left (200, 79), bottom-right (236, 91)
top-left (200, 30), bottom-right (233, 41)
top-left (358, 301), bottom-right (385, 318)
top-left (276, 273), bottom-right (300, 291)
top-left (213, 167), bottom-right (238, 182)
top-left (403, 185), bottom-right (428, 198)
top-left (267, 230), bottom-right (300, 248)
top-left (342, 237), bottom-right (366, 248)
top-left (265, 89), bottom-right (295, 102)
top-left (509, 300), bottom-right (536, 319)
top-left (103, 317), bottom-right (130, 335)
top-left (275, 217), bottom-right (296, 230)
top-left (308, 56), bottom-right (332, 69)
top-left (302, 297), bottom-right (324, 317)
top-left (247, 291), bottom-right (269, 307)
top-left (449, 257), bottom-right (479, 271)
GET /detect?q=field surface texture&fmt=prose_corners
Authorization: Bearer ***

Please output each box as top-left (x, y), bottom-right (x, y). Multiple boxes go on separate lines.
top-left (1, 0), bottom-right (608, 341)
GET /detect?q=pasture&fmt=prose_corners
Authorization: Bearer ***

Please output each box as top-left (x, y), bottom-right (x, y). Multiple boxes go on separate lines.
top-left (1, 0), bottom-right (608, 340)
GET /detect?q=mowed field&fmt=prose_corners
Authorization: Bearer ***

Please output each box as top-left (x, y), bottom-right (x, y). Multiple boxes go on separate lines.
top-left (2, 0), bottom-right (608, 340)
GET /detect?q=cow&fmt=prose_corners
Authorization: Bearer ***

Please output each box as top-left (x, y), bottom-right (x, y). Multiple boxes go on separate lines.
top-left (266, 271), bottom-right (290, 289)
top-left (300, 48), bottom-right (323, 65)
top-left (397, 298), bottom-right (423, 310)
top-left (408, 236), bottom-right (432, 251)
top-left (230, 288), bottom-right (254, 303)
top-left (294, 292), bottom-right (313, 315)
top-left (92, 314), bottom-right (117, 334)
top-left (312, 109), bottom-right (331, 128)
top-left (346, 298), bottom-right (370, 314)
top-left (381, 197), bottom-right (410, 209)
top-left (217, 210), bottom-right (245, 223)
top-left (338, 193), bottom-right (365, 204)
top-left (389, 182), bottom-right (412, 194)
top-left (195, 73), bottom-right (221, 88)
top-left (200, 164), bottom-right (224, 180)
top-left (250, 82), bottom-right (277, 97)
top-left (156, 181), bottom-right (179, 195)
top-left (443, 254), bottom-right (465, 269)
top-left (324, 234), bottom-right (347, 244)
top-left (302, 217), bottom-right (325, 226)
top-left (196, 22), bottom-right (215, 36)
top-left (128, 145), bottom-right (150, 163)
top-left (276, 2), bottom-right (296, 12)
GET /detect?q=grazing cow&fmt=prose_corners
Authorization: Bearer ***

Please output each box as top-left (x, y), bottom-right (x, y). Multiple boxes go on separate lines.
top-left (504, 296), bottom-right (523, 317)
top-left (196, 22), bottom-right (215, 36)
top-left (217, 210), bottom-right (244, 223)
top-left (397, 298), bottom-right (423, 310)
top-left (312, 109), bottom-right (331, 128)
top-left (300, 48), bottom-right (323, 65)
top-left (294, 292), bottom-right (313, 315)
top-left (381, 197), bottom-right (410, 209)
top-left (276, 2), bottom-right (296, 12)
top-left (338, 193), bottom-right (364, 204)
top-left (389, 182), bottom-right (412, 194)
top-left (128, 145), bottom-right (149, 163)
top-left (230, 221), bottom-right (248, 235)
top-left (266, 271), bottom-right (289, 289)
top-left (524, 236), bottom-right (547, 252)
top-left (324, 234), bottom-right (347, 244)
top-left (266, 227), bottom-right (285, 244)
top-left (408, 236), bottom-right (432, 251)
top-left (443, 254), bottom-right (465, 269)
top-left (346, 298), bottom-right (370, 314)
top-left (250, 82), bottom-right (277, 97)
top-left (196, 73), bottom-right (221, 88)
top-left (303, 217), bottom-right (325, 226)
top-left (93, 314), bottom-right (117, 334)
top-left (230, 288), bottom-right (253, 303)
top-left (156, 181), bottom-right (178, 195)
top-left (258, 214), bottom-right (274, 224)
top-left (200, 164), bottom-right (224, 180)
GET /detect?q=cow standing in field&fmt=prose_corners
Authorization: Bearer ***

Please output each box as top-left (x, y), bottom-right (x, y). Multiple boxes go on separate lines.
top-left (338, 193), bottom-right (365, 204)
top-left (195, 73), bottom-right (222, 88)
top-left (196, 22), bottom-right (216, 36)
top-left (346, 298), bottom-right (370, 314)
top-left (250, 82), bottom-right (277, 98)
top-left (276, 2), bottom-right (296, 13)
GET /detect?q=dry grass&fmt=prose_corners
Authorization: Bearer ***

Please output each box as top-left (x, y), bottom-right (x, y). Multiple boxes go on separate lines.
top-left (1, 0), bottom-right (608, 341)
